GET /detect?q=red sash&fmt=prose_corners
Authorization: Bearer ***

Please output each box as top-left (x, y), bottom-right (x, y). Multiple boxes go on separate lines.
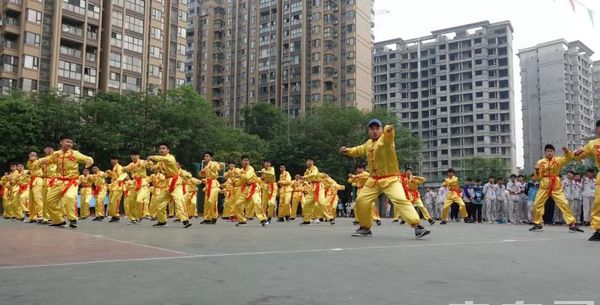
top-left (93, 185), bottom-right (102, 197)
top-left (245, 183), bottom-right (257, 200)
top-left (57, 177), bottom-right (78, 197)
top-left (28, 176), bottom-right (37, 188)
top-left (268, 182), bottom-right (275, 200)
top-left (313, 182), bottom-right (320, 199)
top-left (135, 177), bottom-right (143, 191)
top-left (206, 179), bottom-right (213, 198)
top-left (168, 175), bottom-right (179, 193)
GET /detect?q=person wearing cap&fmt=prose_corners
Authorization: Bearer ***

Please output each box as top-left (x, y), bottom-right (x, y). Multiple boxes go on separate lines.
top-left (276, 164), bottom-right (293, 222)
top-left (146, 143), bottom-right (192, 228)
top-left (340, 119), bottom-right (430, 238)
top-left (198, 151), bottom-right (223, 224)
top-left (259, 160), bottom-right (278, 222)
top-left (529, 144), bottom-right (583, 233)
top-left (573, 120), bottom-right (600, 240)
top-left (348, 164), bottom-right (382, 225)
top-left (301, 157), bottom-right (335, 225)
top-left (232, 155), bottom-right (269, 227)
top-left (405, 167), bottom-right (435, 225)
top-left (35, 135), bottom-right (93, 228)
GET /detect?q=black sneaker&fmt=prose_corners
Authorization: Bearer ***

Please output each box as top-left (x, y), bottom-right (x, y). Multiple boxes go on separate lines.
top-left (299, 221), bottom-right (311, 225)
top-left (28, 219), bottom-right (37, 223)
top-left (569, 225), bottom-right (584, 233)
top-left (352, 220), bottom-right (359, 225)
top-left (588, 231), bottom-right (600, 241)
top-left (415, 225), bottom-right (430, 239)
top-left (173, 219), bottom-right (181, 223)
top-left (69, 221), bottom-right (78, 229)
top-left (92, 217), bottom-right (102, 221)
top-left (375, 220), bottom-right (382, 226)
top-left (235, 222), bottom-right (247, 227)
top-left (277, 217), bottom-right (285, 222)
top-left (329, 219), bottom-right (335, 225)
top-left (152, 222), bottom-right (167, 227)
top-left (183, 221), bottom-right (192, 228)
top-left (108, 217), bottom-right (119, 223)
top-left (400, 220), bottom-right (406, 224)
top-left (428, 219), bottom-right (436, 225)
top-left (167, 215), bottom-right (174, 219)
top-left (211, 219), bottom-right (217, 224)
top-left (440, 221), bottom-right (447, 225)
top-left (289, 217), bottom-right (295, 220)
top-left (247, 218), bottom-right (254, 221)
top-left (529, 224), bottom-right (543, 232)
top-left (392, 219), bottom-right (399, 223)
top-left (49, 221), bottom-right (66, 227)
top-left (221, 216), bottom-right (230, 220)
top-left (260, 219), bottom-right (270, 226)
top-left (200, 220), bottom-right (210, 224)
top-left (351, 227), bottom-right (372, 237)
top-left (267, 217), bottom-right (272, 222)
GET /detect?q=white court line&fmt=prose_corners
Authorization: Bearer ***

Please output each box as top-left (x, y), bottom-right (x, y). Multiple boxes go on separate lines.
top-left (0, 238), bottom-right (551, 270)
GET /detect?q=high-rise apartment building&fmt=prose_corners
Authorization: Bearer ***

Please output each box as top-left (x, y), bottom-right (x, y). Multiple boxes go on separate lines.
top-left (0, 0), bottom-right (186, 95)
top-left (186, 0), bottom-right (373, 126)
top-left (519, 40), bottom-right (595, 173)
top-left (594, 60), bottom-right (600, 122)
top-left (372, 20), bottom-right (517, 181)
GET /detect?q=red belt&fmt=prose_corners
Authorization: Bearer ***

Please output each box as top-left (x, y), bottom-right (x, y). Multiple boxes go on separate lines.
top-left (330, 192), bottom-right (337, 206)
top-left (206, 179), bottom-right (213, 198)
top-left (28, 176), bottom-right (38, 188)
top-left (245, 183), bottom-right (257, 200)
top-left (48, 178), bottom-right (56, 187)
top-left (268, 182), bottom-right (275, 200)
top-left (135, 177), bottom-right (143, 191)
top-left (93, 185), bottom-right (103, 197)
top-left (312, 182), bottom-right (320, 199)
top-left (409, 190), bottom-right (420, 200)
top-left (57, 177), bottom-right (78, 197)
top-left (182, 184), bottom-right (187, 194)
top-left (546, 175), bottom-right (557, 196)
top-left (189, 191), bottom-right (196, 198)
top-left (167, 175), bottom-right (179, 193)
top-left (19, 184), bottom-right (28, 193)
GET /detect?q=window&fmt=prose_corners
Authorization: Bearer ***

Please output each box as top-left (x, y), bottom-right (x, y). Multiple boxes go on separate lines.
top-left (27, 9), bottom-right (42, 24)
top-left (177, 61), bottom-right (185, 72)
top-left (110, 52), bottom-right (121, 68)
top-left (109, 72), bottom-right (120, 88)
top-left (24, 32), bottom-right (41, 46)
top-left (87, 3), bottom-right (100, 19)
top-left (150, 46), bottom-right (162, 59)
top-left (111, 32), bottom-right (122, 47)
top-left (177, 43), bottom-right (185, 55)
top-left (123, 35), bottom-right (143, 53)
top-left (126, 0), bottom-right (144, 14)
top-left (178, 10), bottom-right (187, 21)
top-left (60, 44), bottom-right (82, 57)
top-left (1, 55), bottom-right (19, 72)
top-left (125, 15), bottom-right (144, 34)
top-left (20, 78), bottom-right (38, 91)
top-left (152, 9), bottom-right (163, 22)
top-left (122, 55), bottom-right (142, 73)
top-left (58, 60), bottom-right (82, 80)
top-left (58, 83), bottom-right (81, 95)
top-left (84, 66), bottom-right (97, 83)
top-left (149, 65), bottom-right (161, 78)
top-left (63, 0), bottom-right (86, 15)
top-left (114, 0), bottom-right (123, 6)
top-left (178, 27), bottom-right (186, 38)
top-left (112, 11), bottom-right (123, 26)
top-left (63, 22), bottom-right (83, 36)
top-left (122, 75), bottom-right (141, 91)
top-left (151, 27), bottom-right (163, 40)
top-left (23, 55), bottom-right (39, 70)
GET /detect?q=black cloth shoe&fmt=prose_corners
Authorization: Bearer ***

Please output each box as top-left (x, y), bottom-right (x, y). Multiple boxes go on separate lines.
top-left (235, 222), bottom-right (247, 227)
top-left (352, 220), bottom-right (359, 225)
top-left (351, 227), bottom-right (372, 237)
top-left (392, 219), bottom-right (399, 223)
top-left (428, 219), bottom-right (436, 225)
top-left (92, 217), bottom-right (102, 221)
top-left (69, 221), bottom-right (78, 228)
top-left (200, 220), bottom-right (210, 224)
top-left (588, 231), bottom-right (600, 241)
top-left (260, 219), bottom-right (270, 226)
top-left (183, 220), bottom-right (192, 228)
top-left (152, 222), bottom-right (167, 227)
top-left (211, 219), bottom-right (217, 224)
top-left (299, 221), bottom-right (310, 225)
top-left (173, 219), bottom-right (181, 223)
top-left (277, 217), bottom-right (285, 222)
top-left (108, 217), bottom-right (119, 223)
top-left (400, 220), bottom-right (406, 224)
top-left (569, 225), bottom-right (584, 233)
top-left (329, 219), bottom-right (335, 225)
top-left (375, 220), bottom-right (382, 226)
top-left (440, 221), bottom-right (447, 225)
top-left (529, 224), bottom-right (543, 232)
top-left (49, 221), bottom-right (66, 227)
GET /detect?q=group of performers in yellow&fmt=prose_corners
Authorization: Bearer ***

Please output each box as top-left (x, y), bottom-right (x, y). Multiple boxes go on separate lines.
top-left (3, 118), bottom-right (600, 241)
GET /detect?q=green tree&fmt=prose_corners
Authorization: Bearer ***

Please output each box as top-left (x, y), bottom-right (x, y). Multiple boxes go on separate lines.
top-left (461, 157), bottom-right (511, 181)
top-left (242, 103), bottom-right (285, 141)
top-left (0, 92), bottom-right (42, 166)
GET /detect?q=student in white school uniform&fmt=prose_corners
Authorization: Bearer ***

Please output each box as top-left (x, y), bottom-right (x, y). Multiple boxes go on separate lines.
top-left (572, 173), bottom-right (583, 225)
top-left (424, 187), bottom-right (436, 220)
top-left (482, 176), bottom-right (497, 224)
top-left (435, 186), bottom-right (447, 220)
top-left (495, 178), bottom-right (508, 224)
top-left (581, 169), bottom-right (596, 226)
top-left (506, 174), bottom-right (521, 224)
top-left (517, 175), bottom-right (528, 223)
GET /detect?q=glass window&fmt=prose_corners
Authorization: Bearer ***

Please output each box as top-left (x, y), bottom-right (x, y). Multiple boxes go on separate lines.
top-left (110, 52), bottom-right (121, 68)
top-left (23, 55), bottom-right (39, 70)
top-left (122, 55), bottom-right (142, 73)
top-left (26, 9), bottom-right (42, 24)
top-left (125, 0), bottom-right (144, 14)
top-left (125, 15), bottom-right (144, 34)
top-left (20, 78), bottom-right (38, 92)
top-left (24, 32), bottom-right (41, 46)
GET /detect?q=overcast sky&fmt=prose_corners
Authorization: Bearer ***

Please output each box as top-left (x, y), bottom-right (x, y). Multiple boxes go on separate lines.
top-left (373, 0), bottom-right (600, 167)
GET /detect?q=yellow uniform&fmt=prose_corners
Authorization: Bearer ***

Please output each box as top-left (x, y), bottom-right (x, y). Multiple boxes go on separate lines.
top-left (16, 170), bottom-right (30, 217)
top-left (532, 154), bottom-right (576, 226)
top-left (1, 175), bottom-right (11, 218)
top-left (123, 180), bottom-right (137, 221)
top-left (91, 171), bottom-right (108, 218)
top-left (148, 154), bottom-right (189, 224)
top-left (406, 175), bottom-right (433, 221)
top-left (343, 125), bottom-right (420, 229)
top-left (260, 166), bottom-right (278, 219)
top-left (290, 180), bottom-right (306, 219)
top-left (41, 162), bottom-right (58, 221)
top-left (123, 160), bottom-right (152, 222)
top-left (107, 164), bottom-right (127, 218)
top-left (26, 160), bottom-right (45, 221)
top-left (184, 177), bottom-right (201, 218)
top-left (323, 177), bottom-right (345, 219)
top-left (220, 177), bottom-right (233, 218)
top-left (233, 165), bottom-right (267, 223)
top-left (200, 161), bottom-right (223, 221)
top-left (441, 176), bottom-right (468, 221)
top-left (37, 149), bottom-right (93, 224)
top-left (303, 165), bottom-right (334, 222)
top-left (277, 170), bottom-right (292, 219)
top-left (3, 171), bottom-right (19, 219)
top-left (78, 174), bottom-right (94, 219)
top-left (348, 171), bottom-right (381, 223)
top-left (148, 172), bottom-right (167, 219)
top-left (574, 139), bottom-right (600, 231)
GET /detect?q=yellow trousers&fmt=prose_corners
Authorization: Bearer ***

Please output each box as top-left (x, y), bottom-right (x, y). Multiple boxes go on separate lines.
top-left (203, 185), bottom-right (219, 220)
top-left (127, 186), bottom-right (149, 221)
top-left (356, 178), bottom-right (419, 229)
top-left (185, 191), bottom-right (198, 217)
top-left (277, 191), bottom-right (292, 218)
top-left (42, 179), bottom-right (52, 221)
top-left (2, 193), bottom-right (9, 217)
top-left (94, 187), bottom-right (107, 217)
top-left (290, 193), bottom-right (304, 218)
top-left (79, 187), bottom-right (93, 219)
top-left (20, 188), bottom-right (29, 213)
top-left (155, 182), bottom-right (188, 223)
top-left (29, 178), bottom-right (44, 221)
top-left (168, 199), bottom-right (175, 217)
top-left (8, 190), bottom-right (22, 219)
top-left (532, 187), bottom-right (576, 225)
top-left (262, 185), bottom-right (277, 218)
top-left (413, 198), bottom-right (432, 220)
top-left (234, 185), bottom-right (266, 222)
top-left (355, 188), bottom-right (380, 222)
top-left (47, 180), bottom-right (79, 224)
top-left (304, 183), bottom-right (333, 221)
top-left (442, 191), bottom-right (468, 221)
top-left (108, 190), bottom-right (123, 217)
top-left (149, 191), bottom-right (160, 218)
top-left (590, 186), bottom-right (600, 231)
top-left (223, 188), bottom-right (239, 218)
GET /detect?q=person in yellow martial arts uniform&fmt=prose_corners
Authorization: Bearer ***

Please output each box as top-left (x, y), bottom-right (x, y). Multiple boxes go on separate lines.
top-left (323, 174), bottom-right (345, 220)
top-left (91, 165), bottom-right (108, 221)
top-left (78, 168), bottom-right (94, 219)
top-left (123, 150), bottom-right (152, 224)
top-left (199, 151), bottom-right (223, 224)
top-left (147, 143), bottom-right (191, 228)
top-left (233, 155), bottom-right (269, 227)
top-left (35, 135), bottom-right (93, 228)
top-left (27, 152), bottom-right (45, 222)
top-left (4, 164), bottom-right (18, 219)
top-left (341, 119), bottom-right (430, 238)
top-left (220, 161), bottom-right (238, 220)
top-left (440, 168), bottom-right (469, 225)
top-left (301, 157), bottom-right (335, 225)
top-left (348, 164), bottom-right (382, 226)
top-left (1, 172), bottom-right (11, 219)
top-left (41, 145), bottom-right (57, 223)
top-left (184, 175), bottom-right (202, 219)
top-left (260, 160), bottom-right (278, 222)
top-left (15, 163), bottom-right (30, 219)
top-left (276, 164), bottom-right (292, 222)
top-left (147, 167), bottom-right (166, 220)
top-left (527, 144), bottom-right (583, 233)
top-left (122, 175), bottom-right (138, 224)
top-left (289, 175), bottom-right (306, 221)
top-left (405, 168), bottom-right (435, 225)
top-left (573, 120), bottom-right (600, 240)
top-left (107, 157), bottom-right (127, 223)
